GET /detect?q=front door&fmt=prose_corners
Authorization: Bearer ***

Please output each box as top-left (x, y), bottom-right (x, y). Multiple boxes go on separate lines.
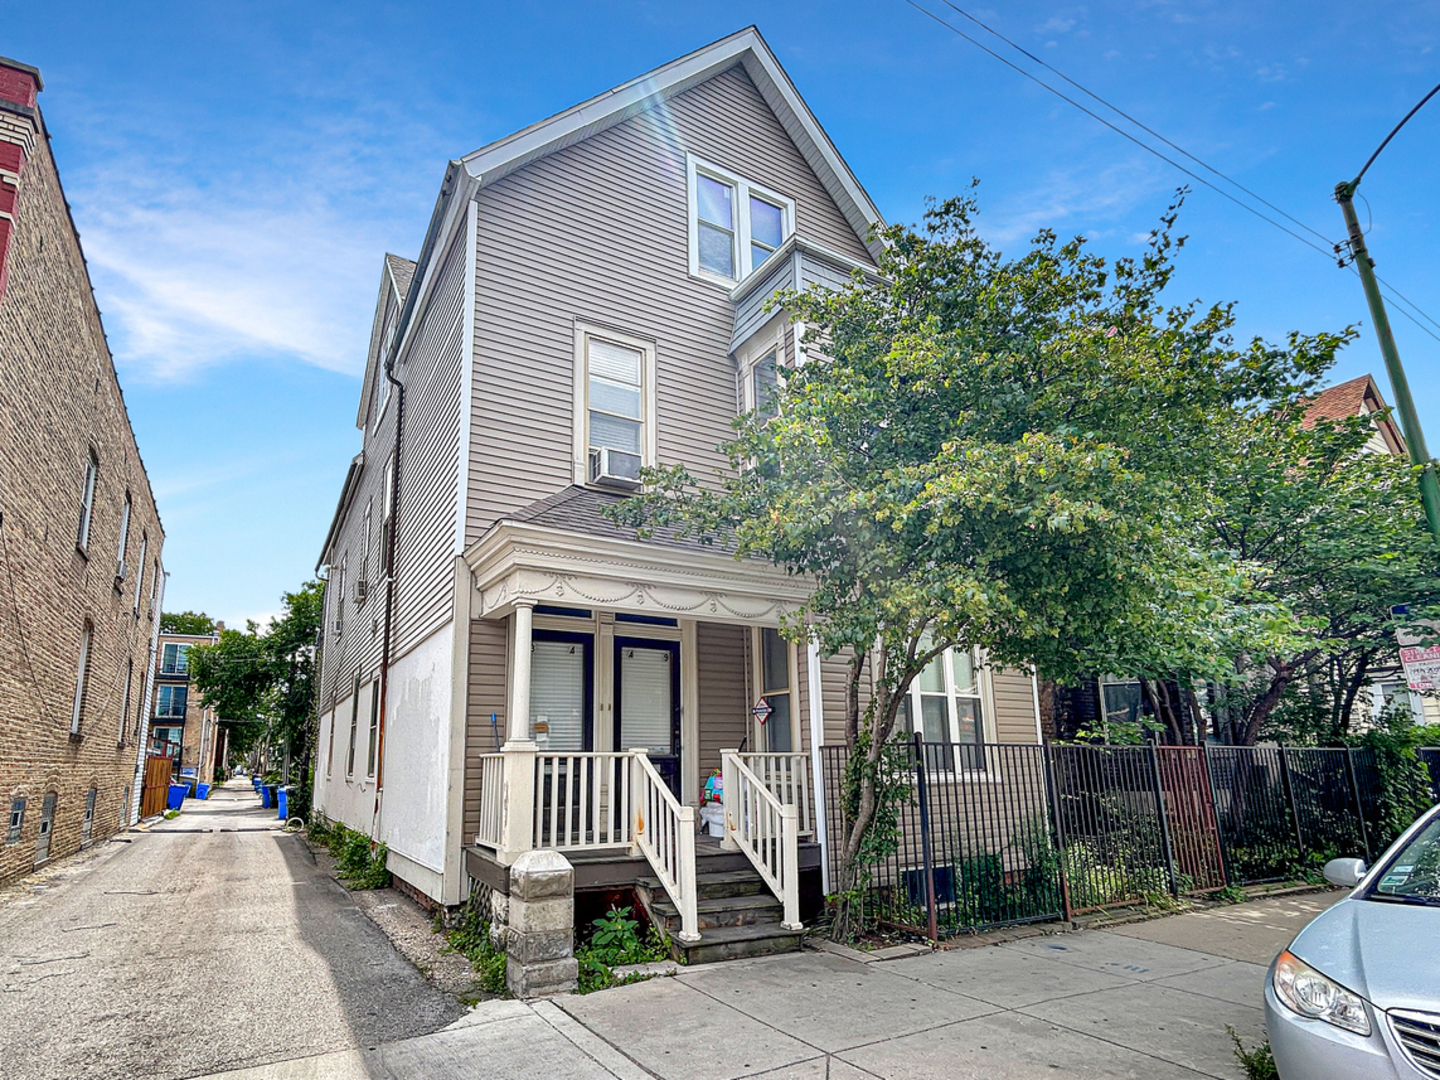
top-left (614, 637), bottom-right (681, 796)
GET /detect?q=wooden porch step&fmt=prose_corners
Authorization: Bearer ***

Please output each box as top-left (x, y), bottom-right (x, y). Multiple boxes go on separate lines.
top-left (637, 868), bottom-right (770, 901)
top-left (647, 892), bottom-right (783, 932)
top-left (676, 922), bottom-right (806, 965)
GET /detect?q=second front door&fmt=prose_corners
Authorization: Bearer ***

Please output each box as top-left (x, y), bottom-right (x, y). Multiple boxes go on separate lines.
top-left (613, 637), bottom-right (681, 796)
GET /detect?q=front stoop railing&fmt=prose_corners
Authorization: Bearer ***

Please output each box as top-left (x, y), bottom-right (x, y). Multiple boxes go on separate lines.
top-left (721, 750), bottom-right (802, 930)
top-left (630, 749), bottom-right (700, 943)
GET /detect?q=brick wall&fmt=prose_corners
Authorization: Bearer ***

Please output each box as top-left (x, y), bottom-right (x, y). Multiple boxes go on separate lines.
top-left (0, 58), bottom-right (166, 885)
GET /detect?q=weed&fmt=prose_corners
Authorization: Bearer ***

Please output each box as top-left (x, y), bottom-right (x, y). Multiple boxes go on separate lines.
top-left (443, 899), bottom-right (507, 994)
top-left (1213, 884), bottom-right (1249, 905)
top-left (163, 809), bottom-right (180, 820)
top-left (1227, 1026), bottom-right (1278, 1080)
top-left (573, 905), bottom-right (668, 993)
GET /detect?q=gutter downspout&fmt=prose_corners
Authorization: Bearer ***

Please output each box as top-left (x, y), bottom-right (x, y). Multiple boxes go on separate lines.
top-left (372, 345), bottom-right (405, 838)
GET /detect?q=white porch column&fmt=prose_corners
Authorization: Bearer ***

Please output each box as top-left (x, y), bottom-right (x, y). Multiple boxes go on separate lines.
top-left (499, 601), bottom-right (537, 864)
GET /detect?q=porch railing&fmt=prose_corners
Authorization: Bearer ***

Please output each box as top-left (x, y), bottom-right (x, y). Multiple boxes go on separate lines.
top-left (736, 752), bottom-right (813, 836)
top-left (632, 750), bottom-right (700, 943)
top-left (475, 753), bottom-right (504, 849)
top-left (534, 753), bottom-right (633, 850)
top-left (722, 750), bottom-right (802, 930)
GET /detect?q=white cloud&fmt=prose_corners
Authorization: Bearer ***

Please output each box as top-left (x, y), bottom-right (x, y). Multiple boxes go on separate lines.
top-left (980, 158), bottom-right (1167, 247)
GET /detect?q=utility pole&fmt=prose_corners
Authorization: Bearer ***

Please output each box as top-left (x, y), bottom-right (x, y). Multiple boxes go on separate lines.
top-left (1334, 180), bottom-right (1440, 543)
top-left (1333, 77), bottom-right (1440, 545)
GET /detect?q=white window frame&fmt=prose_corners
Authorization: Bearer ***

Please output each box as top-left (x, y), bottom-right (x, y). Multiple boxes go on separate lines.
top-left (571, 322), bottom-right (658, 488)
top-left (751, 627), bottom-right (800, 754)
top-left (115, 492), bottom-right (131, 581)
top-left (685, 154), bottom-right (795, 286)
top-left (737, 325), bottom-right (787, 418)
top-left (133, 534), bottom-right (147, 613)
top-left (373, 305), bottom-right (398, 431)
top-left (71, 622), bottom-right (92, 734)
top-left (119, 658), bottom-right (133, 745)
top-left (365, 680), bottom-right (380, 779)
top-left (898, 644), bottom-right (996, 775)
top-left (346, 674), bottom-right (361, 779)
top-left (76, 451), bottom-right (98, 553)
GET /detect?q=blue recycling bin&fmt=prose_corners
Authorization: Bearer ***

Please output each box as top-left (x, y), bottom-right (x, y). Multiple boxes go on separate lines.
top-left (277, 787), bottom-right (289, 820)
top-left (166, 784), bottom-right (187, 811)
top-left (260, 785), bottom-right (272, 809)
top-left (196, 783), bottom-right (210, 800)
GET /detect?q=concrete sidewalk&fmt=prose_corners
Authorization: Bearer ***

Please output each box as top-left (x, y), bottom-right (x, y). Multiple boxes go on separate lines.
top-left (196, 891), bottom-right (1343, 1080)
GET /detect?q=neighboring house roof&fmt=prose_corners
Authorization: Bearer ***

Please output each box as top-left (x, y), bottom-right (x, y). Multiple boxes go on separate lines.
top-left (355, 254), bottom-right (418, 430)
top-left (385, 253), bottom-right (417, 300)
top-left (316, 453), bottom-right (364, 572)
top-left (1301, 373), bottom-right (1406, 456)
top-left (505, 485), bottom-right (738, 556)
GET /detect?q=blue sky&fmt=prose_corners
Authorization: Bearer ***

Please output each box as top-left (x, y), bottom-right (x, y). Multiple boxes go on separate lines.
top-left (11, 1), bottom-right (1440, 625)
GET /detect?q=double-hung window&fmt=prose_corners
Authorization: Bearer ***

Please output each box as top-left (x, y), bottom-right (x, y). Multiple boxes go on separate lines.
top-left (161, 643), bottom-right (190, 676)
top-left (70, 623), bottom-right (92, 734)
top-left (899, 644), bottom-right (987, 771)
top-left (687, 155), bottom-right (794, 283)
top-left (574, 325), bottom-right (656, 488)
top-left (76, 451), bottom-right (98, 552)
top-left (346, 675), bottom-right (361, 778)
top-left (116, 493), bottom-right (131, 581)
top-left (366, 681), bottom-right (380, 778)
top-left (156, 684), bottom-right (188, 719)
top-left (133, 534), bottom-right (147, 613)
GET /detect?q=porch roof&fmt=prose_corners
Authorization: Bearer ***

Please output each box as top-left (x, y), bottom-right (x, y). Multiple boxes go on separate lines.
top-left (464, 488), bottom-right (810, 625)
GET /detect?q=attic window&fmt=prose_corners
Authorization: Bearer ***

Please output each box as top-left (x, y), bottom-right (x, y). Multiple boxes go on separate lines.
top-left (686, 155), bottom-right (793, 284)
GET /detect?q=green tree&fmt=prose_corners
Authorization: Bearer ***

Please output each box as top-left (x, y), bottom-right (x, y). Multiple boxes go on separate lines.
top-left (159, 610), bottom-right (217, 635)
top-left (189, 581), bottom-right (324, 813)
top-left (1205, 409), bottom-right (1440, 745)
top-left (611, 191), bottom-right (1328, 938)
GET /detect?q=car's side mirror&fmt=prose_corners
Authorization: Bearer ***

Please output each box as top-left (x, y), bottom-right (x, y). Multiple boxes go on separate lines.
top-left (1323, 858), bottom-right (1367, 888)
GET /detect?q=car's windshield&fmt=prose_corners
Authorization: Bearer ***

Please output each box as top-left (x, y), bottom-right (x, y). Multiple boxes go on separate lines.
top-left (1365, 810), bottom-right (1440, 906)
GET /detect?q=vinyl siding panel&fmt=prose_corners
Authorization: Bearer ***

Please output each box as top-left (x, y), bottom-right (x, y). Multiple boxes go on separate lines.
top-left (696, 622), bottom-right (747, 789)
top-left (820, 648), bottom-right (869, 747)
top-left (466, 66), bottom-right (876, 541)
top-left (316, 235), bottom-right (465, 713)
top-left (463, 617), bottom-right (508, 842)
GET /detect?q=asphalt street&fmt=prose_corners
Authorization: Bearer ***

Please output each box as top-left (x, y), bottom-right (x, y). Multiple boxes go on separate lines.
top-left (0, 780), bottom-right (461, 1080)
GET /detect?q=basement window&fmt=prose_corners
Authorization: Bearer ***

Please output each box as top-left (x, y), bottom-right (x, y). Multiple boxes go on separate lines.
top-left (7, 798), bottom-right (23, 845)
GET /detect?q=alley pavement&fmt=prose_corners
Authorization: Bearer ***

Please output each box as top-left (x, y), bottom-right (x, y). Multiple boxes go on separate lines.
top-left (0, 779), bottom-right (461, 1080)
top-left (193, 892), bottom-right (1341, 1080)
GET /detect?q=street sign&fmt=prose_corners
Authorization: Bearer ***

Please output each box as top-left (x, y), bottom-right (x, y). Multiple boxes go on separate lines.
top-left (751, 697), bottom-right (773, 724)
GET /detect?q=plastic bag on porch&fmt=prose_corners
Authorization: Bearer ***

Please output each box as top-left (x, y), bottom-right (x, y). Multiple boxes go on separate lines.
top-left (698, 803), bottom-right (725, 839)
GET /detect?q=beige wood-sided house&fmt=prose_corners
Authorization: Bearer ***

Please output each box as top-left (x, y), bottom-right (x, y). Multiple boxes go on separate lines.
top-left (313, 27), bottom-right (1042, 960)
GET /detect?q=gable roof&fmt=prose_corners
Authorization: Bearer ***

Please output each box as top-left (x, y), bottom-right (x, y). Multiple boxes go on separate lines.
top-left (459, 26), bottom-right (885, 260)
top-left (1301, 373), bottom-right (1406, 455)
top-left (355, 253), bottom-right (418, 430)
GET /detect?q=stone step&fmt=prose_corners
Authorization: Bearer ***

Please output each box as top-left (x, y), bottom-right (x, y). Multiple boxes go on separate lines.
top-left (648, 892), bottom-right (784, 932)
top-left (675, 922), bottom-right (806, 965)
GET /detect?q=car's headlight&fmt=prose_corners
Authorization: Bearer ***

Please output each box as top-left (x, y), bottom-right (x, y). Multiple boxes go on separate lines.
top-left (1273, 950), bottom-right (1371, 1036)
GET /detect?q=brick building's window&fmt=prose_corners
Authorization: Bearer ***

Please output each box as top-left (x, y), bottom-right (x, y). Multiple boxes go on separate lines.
top-left (133, 534), bottom-right (147, 613)
top-left (156, 685), bottom-right (187, 719)
top-left (118, 659), bottom-right (133, 745)
top-left (161, 643), bottom-right (190, 675)
top-left (76, 451), bottom-right (98, 552)
top-left (116, 492), bottom-right (131, 581)
top-left (70, 622), bottom-right (92, 734)
top-left (6, 798), bottom-right (23, 845)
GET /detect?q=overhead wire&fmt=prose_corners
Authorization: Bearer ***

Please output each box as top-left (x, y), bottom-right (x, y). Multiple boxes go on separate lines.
top-left (903, 0), bottom-right (1440, 346)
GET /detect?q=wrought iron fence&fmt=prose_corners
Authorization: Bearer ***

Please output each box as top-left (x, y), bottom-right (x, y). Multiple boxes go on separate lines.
top-left (820, 738), bottom-right (1440, 942)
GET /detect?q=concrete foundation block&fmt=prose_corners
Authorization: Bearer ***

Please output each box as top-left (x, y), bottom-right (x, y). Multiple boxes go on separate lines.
top-left (507, 955), bottom-right (579, 999)
top-left (505, 849), bottom-right (578, 997)
top-left (506, 926), bottom-right (574, 964)
top-left (509, 849), bottom-right (575, 901)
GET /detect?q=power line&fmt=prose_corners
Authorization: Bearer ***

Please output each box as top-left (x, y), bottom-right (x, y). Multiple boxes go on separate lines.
top-left (903, 0), bottom-right (1440, 347)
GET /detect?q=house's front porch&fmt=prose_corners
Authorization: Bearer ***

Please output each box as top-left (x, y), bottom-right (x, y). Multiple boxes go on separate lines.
top-left (461, 489), bottom-right (824, 957)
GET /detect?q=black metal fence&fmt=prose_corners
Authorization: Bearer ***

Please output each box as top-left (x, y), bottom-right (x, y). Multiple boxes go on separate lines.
top-left (820, 737), bottom-right (1440, 941)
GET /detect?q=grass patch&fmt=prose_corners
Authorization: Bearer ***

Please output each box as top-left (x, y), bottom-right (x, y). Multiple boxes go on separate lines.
top-left (1227, 1026), bottom-right (1278, 1080)
top-left (441, 898), bottom-right (507, 995)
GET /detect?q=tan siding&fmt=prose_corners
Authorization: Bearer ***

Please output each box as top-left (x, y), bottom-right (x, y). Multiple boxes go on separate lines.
top-left (990, 668), bottom-right (1040, 744)
top-left (466, 66), bottom-right (876, 542)
top-left (820, 648), bottom-right (869, 747)
top-left (463, 618), bottom-right (508, 842)
top-left (696, 622), bottom-right (748, 790)
top-left (318, 233), bottom-right (466, 708)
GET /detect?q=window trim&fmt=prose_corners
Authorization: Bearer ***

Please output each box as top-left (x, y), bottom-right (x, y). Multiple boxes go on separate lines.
top-left (751, 627), bottom-right (800, 754)
top-left (898, 644), bottom-right (996, 776)
top-left (76, 451), bottom-right (99, 554)
top-left (685, 154), bottom-right (796, 286)
top-left (115, 491), bottom-right (132, 582)
top-left (365, 680), bottom-right (380, 778)
top-left (346, 674), bottom-right (361, 778)
top-left (133, 534), bottom-right (147, 614)
top-left (70, 622), bottom-right (93, 735)
top-left (571, 322), bottom-right (658, 488)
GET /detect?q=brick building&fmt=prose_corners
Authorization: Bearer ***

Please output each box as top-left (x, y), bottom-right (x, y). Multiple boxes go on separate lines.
top-left (149, 631), bottom-right (225, 784)
top-left (0, 56), bottom-right (166, 883)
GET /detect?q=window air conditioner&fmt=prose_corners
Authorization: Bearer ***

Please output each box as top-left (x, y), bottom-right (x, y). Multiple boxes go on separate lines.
top-left (332, 618), bottom-right (344, 636)
top-left (588, 447), bottom-right (642, 490)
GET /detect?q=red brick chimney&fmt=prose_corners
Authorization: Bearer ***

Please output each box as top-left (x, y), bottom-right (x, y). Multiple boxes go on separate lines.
top-left (0, 56), bottom-right (43, 301)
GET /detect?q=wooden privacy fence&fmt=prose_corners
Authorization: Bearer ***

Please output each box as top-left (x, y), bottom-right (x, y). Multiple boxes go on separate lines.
top-left (820, 737), bottom-right (1440, 942)
top-left (140, 755), bottom-right (172, 818)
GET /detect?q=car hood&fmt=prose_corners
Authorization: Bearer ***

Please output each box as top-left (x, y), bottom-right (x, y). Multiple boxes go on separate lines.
top-left (1290, 897), bottom-right (1440, 1013)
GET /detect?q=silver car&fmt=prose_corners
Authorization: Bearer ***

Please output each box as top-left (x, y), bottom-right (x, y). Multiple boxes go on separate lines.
top-left (1266, 803), bottom-right (1440, 1079)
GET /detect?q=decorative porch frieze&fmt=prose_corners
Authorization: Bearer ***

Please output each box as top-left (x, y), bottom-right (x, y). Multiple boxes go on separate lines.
top-left (465, 522), bottom-right (811, 625)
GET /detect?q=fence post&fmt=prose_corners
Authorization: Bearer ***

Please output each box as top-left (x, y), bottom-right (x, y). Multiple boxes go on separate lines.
top-left (1042, 743), bottom-right (1073, 923)
top-left (912, 733), bottom-right (938, 944)
top-left (1278, 747), bottom-right (1305, 861)
top-left (1147, 743), bottom-right (1180, 898)
top-left (1200, 744), bottom-right (1232, 888)
top-left (1345, 748), bottom-right (1372, 863)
